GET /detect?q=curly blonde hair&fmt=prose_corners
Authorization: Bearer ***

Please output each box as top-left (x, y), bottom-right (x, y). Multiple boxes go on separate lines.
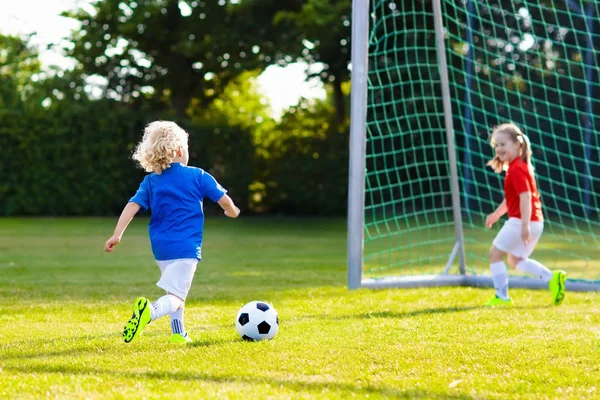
top-left (486, 122), bottom-right (533, 173)
top-left (132, 121), bottom-right (189, 174)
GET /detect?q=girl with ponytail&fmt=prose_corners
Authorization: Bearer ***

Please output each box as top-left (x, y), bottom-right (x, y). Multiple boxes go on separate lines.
top-left (484, 123), bottom-right (566, 307)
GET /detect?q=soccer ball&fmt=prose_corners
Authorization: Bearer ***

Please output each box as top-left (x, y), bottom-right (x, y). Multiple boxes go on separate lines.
top-left (235, 301), bottom-right (279, 341)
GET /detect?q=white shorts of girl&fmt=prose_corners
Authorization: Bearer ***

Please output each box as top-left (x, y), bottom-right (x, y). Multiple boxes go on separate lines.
top-left (492, 217), bottom-right (544, 259)
top-left (155, 258), bottom-right (198, 300)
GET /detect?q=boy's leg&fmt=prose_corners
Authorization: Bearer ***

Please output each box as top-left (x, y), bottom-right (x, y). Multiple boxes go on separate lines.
top-left (170, 303), bottom-right (192, 343)
top-left (170, 303), bottom-right (186, 335)
top-left (156, 258), bottom-right (198, 342)
top-left (123, 294), bottom-right (182, 343)
top-left (123, 297), bottom-right (152, 343)
top-left (150, 293), bottom-right (183, 320)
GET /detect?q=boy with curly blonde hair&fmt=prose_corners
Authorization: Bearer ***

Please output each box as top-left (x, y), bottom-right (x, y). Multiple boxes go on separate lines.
top-left (104, 120), bottom-right (240, 344)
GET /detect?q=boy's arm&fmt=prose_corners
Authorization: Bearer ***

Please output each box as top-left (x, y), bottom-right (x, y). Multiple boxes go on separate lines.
top-left (217, 194), bottom-right (240, 218)
top-left (104, 202), bottom-right (141, 252)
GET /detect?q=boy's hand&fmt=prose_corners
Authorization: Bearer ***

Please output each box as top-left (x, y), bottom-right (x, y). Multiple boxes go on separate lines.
top-left (218, 195), bottom-right (240, 218)
top-left (224, 207), bottom-right (240, 218)
top-left (104, 235), bottom-right (121, 252)
top-left (485, 213), bottom-right (499, 229)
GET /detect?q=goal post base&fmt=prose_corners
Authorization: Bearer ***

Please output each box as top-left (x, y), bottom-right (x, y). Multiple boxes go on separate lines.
top-left (361, 275), bottom-right (466, 289)
top-left (361, 274), bottom-right (600, 292)
top-left (464, 275), bottom-right (600, 292)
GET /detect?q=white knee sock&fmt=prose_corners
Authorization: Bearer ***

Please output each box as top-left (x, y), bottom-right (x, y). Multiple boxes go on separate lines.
top-left (516, 259), bottom-right (552, 282)
top-left (490, 261), bottom-right (509, 300)
top-left (150, 294), bottom-right (182, 321)
top-left (170, 304), bottom-right (186, 336)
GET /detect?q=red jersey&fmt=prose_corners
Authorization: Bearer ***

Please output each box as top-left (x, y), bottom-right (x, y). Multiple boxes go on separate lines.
top-left (504, 158), bottom-right (543, 222)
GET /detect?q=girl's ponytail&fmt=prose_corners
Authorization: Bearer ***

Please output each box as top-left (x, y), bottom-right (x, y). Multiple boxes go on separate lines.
top-left (519, 133), bottom-right (534, 171)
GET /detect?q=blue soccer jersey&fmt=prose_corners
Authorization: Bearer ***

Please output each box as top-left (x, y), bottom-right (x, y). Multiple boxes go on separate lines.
top-left (129, 163), bottom-right (227, 260)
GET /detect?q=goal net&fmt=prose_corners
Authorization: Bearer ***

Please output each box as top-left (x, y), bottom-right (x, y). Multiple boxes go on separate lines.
top-left (348, 0), bottom-right (600, 291)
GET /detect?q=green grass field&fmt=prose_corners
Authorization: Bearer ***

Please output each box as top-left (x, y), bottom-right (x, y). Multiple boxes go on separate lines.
top-left (1, 217), bottom-right (599, 399)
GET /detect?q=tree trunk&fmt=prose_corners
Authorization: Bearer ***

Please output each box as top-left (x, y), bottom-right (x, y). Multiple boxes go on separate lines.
top-left (332, 71), bottom-right (345, 124)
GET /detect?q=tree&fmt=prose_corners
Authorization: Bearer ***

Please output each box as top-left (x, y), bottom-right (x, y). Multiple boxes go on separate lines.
top-left (0, 34), bottom-right (42, 110)
top-left (273, 0), bottom-right (351, 123)
top-left (62, 0), bottom-right (294, 116)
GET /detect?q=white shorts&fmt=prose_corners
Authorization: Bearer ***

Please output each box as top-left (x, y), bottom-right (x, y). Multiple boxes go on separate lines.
top-left (492, 217), bottom-right (543, 259)
top-left (155, 258), bottom-right (198, 300)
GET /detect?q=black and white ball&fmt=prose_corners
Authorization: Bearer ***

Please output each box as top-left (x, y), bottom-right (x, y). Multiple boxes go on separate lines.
top-left (235, 301), bottom-right (279, 341)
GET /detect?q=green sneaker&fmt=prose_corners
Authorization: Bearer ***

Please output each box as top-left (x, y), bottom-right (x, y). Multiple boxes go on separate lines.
top-left (171, 333), bottom-right (192, 344)
top-left (549, 270), bottom-right (567, 306)
top-left (485, 295), bottom-right (513, 307)
top-left (123, 297), bottom-right (152, 343)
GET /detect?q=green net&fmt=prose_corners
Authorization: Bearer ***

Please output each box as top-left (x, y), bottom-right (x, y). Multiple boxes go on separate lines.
top-left (364, 0), bottom-right (600, 281)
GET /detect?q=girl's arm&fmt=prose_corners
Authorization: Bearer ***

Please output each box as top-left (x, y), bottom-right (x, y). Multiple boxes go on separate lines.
top-left (493, 199), bottom-right (508, 217)
top-left (218, 194), bottom-right (240, 218)
top-left (485, 199), bottom-right (507, 229)
top-left (519, 192), bottom-right (532, 244)
top-left (519, 192), bottom-right (532, 223)
top-left (104, 202), bottom-right (141, 252)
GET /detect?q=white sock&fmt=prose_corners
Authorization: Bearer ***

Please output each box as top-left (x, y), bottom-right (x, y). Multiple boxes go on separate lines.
top-left (516, 259), bottom-right (552, 282)
top-left (150, 294), bottom-right (182, 321)
top-left (490, 261), bottom-right (509, 300)
top-left (170, 303), bottom-right (187, 336)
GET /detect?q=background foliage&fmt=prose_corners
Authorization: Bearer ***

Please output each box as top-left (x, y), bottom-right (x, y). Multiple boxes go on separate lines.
top-left (0, 0), bottom-right (351, 216)
top-left (1, 0), bottom-right (598, 216)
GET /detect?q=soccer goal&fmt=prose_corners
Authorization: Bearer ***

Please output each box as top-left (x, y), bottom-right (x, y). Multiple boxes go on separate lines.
top-left (348, 0), bottom-right (600, 291)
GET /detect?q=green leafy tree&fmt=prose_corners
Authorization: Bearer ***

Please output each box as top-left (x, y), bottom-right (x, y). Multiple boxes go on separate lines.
top-left (62, 0), bottom-right (293, 116)
top-left (0, 34), bottom-right (42, 109)
top-left (273, 0), bottom-right (351, 123)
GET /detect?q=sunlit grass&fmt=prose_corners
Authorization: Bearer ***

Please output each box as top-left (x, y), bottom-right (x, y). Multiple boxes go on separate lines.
top-left (1, 217), bottom-right (599, 399)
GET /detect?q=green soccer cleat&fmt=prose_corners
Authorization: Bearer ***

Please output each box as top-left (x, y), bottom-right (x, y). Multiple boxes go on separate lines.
top-left (485, 295), bottom-right (513, 307)
top-left (549, 270), bottom-right (567, 306)
top-left (123, 297), bottom-right (152, 343)
top-left (171, 333), bottom-right (192, 344)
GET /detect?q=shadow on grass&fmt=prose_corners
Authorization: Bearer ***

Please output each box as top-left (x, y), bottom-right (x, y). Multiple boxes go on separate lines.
top-left (0, 332), bottom-right (239, 361)
top-left (0, 334), bottom-right (120, 361)
top-left (360, 306), bottom-right (481, 319)
top-left (188, 336), bottom-right (240, 348)
top-left (297, 306), bottom-right (481, 322)
top-left (4, 363), bottom-right (476, 399)
top-left (2, 332), bottom-right (121, 350)
top-left (293, 303), bottom-right (555, 322)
